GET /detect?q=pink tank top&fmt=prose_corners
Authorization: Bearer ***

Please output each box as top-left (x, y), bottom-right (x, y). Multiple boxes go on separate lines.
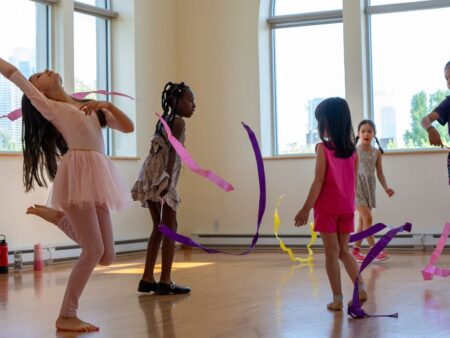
top-left (314, 143), bottom-right (356, 214)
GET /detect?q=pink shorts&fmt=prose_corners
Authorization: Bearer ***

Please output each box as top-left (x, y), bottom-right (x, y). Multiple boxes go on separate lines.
top-left (313, 210), bottom-right (354, 233)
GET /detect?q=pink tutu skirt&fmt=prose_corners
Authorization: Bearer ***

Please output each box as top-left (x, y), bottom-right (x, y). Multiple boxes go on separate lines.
top-left (48, 150), bottom-right (131, 211)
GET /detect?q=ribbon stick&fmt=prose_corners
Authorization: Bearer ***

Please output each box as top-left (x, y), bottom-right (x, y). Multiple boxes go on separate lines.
top-left (422, 222), bottom-right (450, 280)
top-left (0, 90), bottom-right (135, 122)
top-left (348, 222), bottom-right (412, 319)
top-left (0, 108), bottom-right (22, 121)
top-left (273, 195), bottom-right (317, 263)
top-left (70, 90), bottom-right (135, 101)
top-left (158, 122), bottom-right (266, 255)
top-left (156, 113), bottom-right (234, 192)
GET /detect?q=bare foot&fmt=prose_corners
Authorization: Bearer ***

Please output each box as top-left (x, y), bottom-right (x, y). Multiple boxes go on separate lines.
top-left (327, 301), bottom-right (343, 311)
top-left (55, 315), bottom-right (99, 332)
top-left (26, 205), bottom-right (64, 225)
top-left (347, 289), bottom-right (368, 306)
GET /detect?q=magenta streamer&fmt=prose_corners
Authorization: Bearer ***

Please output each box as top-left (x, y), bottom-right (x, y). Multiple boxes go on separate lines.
top-left (158, 122), bottom-right (266, 255)
top-left (156, 113), bottom-right (234, 192)
top-left (348, 222), bottom-right (412, 319)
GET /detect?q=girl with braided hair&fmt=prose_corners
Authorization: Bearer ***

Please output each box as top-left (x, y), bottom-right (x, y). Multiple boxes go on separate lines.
top-left (132, 81), bottom-right (195, 294)
top-left (351, 120), bottom-right (395, 264)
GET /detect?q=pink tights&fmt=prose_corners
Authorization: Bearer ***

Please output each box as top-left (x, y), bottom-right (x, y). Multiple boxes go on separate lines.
top-left (56, 203), bottom-right (115, 317)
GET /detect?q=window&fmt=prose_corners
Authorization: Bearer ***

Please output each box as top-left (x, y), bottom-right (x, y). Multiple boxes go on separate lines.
top-left (274, 0), bottom-right (342, 15)
top-left (269, 1), bottom-right (345, 155)
top-left (368, 0), bottom-right (450, 149)
top-left (0, 0), bottom-right (50, 152)
top-left (0, 0), bottom-right (119, 154)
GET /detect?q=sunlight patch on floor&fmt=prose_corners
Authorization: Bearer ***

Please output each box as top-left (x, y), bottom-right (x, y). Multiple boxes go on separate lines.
top-left (97, 262), bottom-right (215, 274)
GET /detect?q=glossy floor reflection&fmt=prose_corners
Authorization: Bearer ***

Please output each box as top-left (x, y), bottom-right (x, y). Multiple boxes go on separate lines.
top-left (0, 250), bottom-right (449, 338)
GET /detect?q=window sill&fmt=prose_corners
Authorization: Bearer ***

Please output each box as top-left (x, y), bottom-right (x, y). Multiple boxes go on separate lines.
top-left (263, 147), bottom-right (449, 160)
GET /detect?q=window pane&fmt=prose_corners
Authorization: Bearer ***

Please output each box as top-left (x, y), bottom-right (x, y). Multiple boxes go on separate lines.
top-left (0, 0), bottom-right (48, 152)
top-left (74, 12), bottom-right (108, 96)
top-left (76, 0), bottom-right (107, 8)
top-left (274, 0), bottom-right (342, 16)
top-left (274, 24), bottom-right (345, 154)
top-left (370, 8), bottom-right (450, 149)
top-left (74, 12), bottom-right (109, 151)
top-left (369, 0), bottom-right (424, 5)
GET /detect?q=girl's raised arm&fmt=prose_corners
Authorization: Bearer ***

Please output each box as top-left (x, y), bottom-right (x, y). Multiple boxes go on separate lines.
top-left (0, 57), bottom-right (18, 79)
top-left (0, 57), bottom-right (57, 120)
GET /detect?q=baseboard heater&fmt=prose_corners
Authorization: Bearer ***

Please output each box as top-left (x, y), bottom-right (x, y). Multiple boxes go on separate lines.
top-left (6, 232), bottom-right (449, 267)
top-left (190, 233), bottom-right (450, 251)
top-left (6, 238), bottom-right (150, 267)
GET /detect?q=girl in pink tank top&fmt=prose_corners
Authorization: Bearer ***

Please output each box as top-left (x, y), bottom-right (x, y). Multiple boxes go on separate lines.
top-left (294, 97), bottom-right (367, 312)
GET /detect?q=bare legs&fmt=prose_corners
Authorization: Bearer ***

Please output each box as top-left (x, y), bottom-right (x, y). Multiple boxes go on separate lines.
top-left (142, 201), bottom-right (177, 285)
top-left (321, 232), bottom-right (365, 310)
top-left (354, 206), bottom-right (376, 248)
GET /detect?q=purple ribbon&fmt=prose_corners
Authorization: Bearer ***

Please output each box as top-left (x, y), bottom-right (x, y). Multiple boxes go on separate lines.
top-left (349, 223), bottom-right (389, 243)
top-left (158, 122), bottom-right (266, 255)
top-left (348, 222), bottom-right (412, 319)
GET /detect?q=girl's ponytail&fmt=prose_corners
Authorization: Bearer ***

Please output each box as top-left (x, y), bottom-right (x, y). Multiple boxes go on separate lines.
top-left (374, 136), bottom-right (384, 154)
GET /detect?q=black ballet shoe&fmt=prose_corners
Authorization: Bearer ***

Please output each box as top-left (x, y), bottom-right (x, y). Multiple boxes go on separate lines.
top-left (156, 281), bottom-right (191, 295)
top-left (138, 280), bottom-right (159, 293)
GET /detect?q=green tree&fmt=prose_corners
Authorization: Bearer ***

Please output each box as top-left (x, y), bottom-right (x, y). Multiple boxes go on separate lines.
top-left (0, 129), bottom-right (20, 151)
top-left (403, 89), bottom-right (450, 147)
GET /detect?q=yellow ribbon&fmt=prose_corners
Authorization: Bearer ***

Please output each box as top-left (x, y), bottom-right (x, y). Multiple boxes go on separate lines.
top-left (273, 196), bottom-right (317, 263)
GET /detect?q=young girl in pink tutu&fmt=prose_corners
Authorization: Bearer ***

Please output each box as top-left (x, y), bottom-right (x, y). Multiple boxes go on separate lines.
top-left (0, 57), bottom-right (134, 332)
top-left (132, 82), bottom-right (194, 295)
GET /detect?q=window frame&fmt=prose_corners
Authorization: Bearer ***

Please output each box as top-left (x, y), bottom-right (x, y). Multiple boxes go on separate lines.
top-left (365, 0), bottom-right (450, 151)
top-left (268, 1), bottom-right (344, 156)
top-left (266, 0), bottom-right (450, 157)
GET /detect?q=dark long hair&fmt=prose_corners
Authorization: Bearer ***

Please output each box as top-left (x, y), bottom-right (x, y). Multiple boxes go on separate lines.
top-left (154, 82), bottom-right (189, 138)
top-left (21, 94), bottom-right (107, 191)
top-left (315, 97), bottom-right (355, 158)
top-left (355, 119), bottom-right (384, 154)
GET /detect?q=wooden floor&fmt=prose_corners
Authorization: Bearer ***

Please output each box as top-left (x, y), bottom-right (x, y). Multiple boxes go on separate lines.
top-left (0, 249), bottom-right (449, 338)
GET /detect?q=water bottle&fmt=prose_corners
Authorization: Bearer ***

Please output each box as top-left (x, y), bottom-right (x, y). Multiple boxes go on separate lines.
top-left (0, 235), bottom-right (8, 274)
top-left (34, 243), bottom-right (43, 271)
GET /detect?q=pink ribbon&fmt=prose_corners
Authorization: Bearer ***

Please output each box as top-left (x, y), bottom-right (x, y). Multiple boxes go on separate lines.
top-left (70, 90), bottom-right (135, 101)
top-left (0, 90), bottom-right (135, 121)
top-left (0, 108), bottom-right (22, 121)
top-left (156, 113), bottom-right (234, 192)
top-left (422, 222), bottom-right (450, 280)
